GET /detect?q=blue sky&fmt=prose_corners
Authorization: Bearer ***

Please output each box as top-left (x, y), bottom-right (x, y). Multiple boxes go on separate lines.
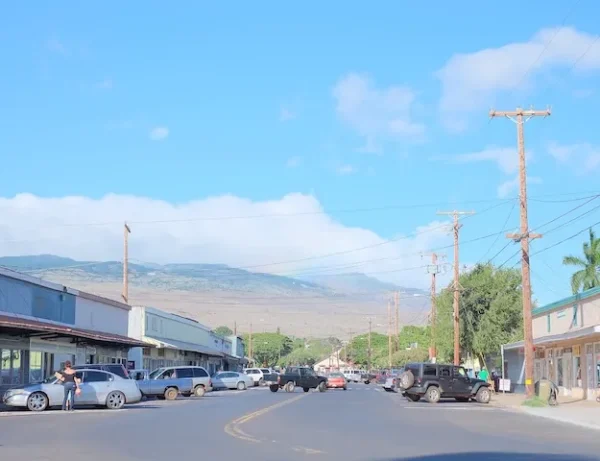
top-left (0, 1), bottom-right (599, 306)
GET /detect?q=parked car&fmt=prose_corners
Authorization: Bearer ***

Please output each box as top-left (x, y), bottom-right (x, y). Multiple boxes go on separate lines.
top-left (148, 366), bottom-right (212, 397)
top-left (398, 362), bottom-right (491, 404)
top-left (72, 363), bottom-right (130, 379)
top-left (326, 372), bottom-right (347, 390)
top-left (243, 367), bottom-right (265, 386)
top-left (2, 369), bottom-right (142, 412)
top-left (382, 374), bottom-right (399, 392)
top-left (134, 369), bottom-right (194, 400)
top-left (270, 366), bottom-right (328, 393)
top-left (211, 371), bottom-right (254, 390)
top-left (361, 372), bottom-right (376, 384)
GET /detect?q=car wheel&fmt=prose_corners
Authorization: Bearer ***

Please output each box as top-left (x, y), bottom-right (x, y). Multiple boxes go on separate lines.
top-left (194, 385), bottom-right (206, 397)
top-left (425, 386), bottom-right (441, 404)
top-left (303, 387), bottom-right (310, 393)
top-left (269, 384), bottom-right (279, 393)
top-left (237, 381), bottom-right (247, 391)
top-left (164, 387), bottom-right (178, 401)
top-left (406, 394), bottom-right (421, 402)
top-left (285, 381), bottom-right (295, 393)
top-left (27, 392), bottom-right (48, 412)
top-left (106, 391), bottom-right (126, 410)
top-left (475, 386), bottom-right (491, 404)
top-left (399, 370), bottom-right (415, 390)
top-left (318, 381), bottom-right (327, 393)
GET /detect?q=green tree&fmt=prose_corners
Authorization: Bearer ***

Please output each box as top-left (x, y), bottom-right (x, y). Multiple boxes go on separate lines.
top-left (241, 333), bottom-right (293, 366)
top-left (434, 263), bottom-right (523, 367)
top-left (213, 326), bottom-right (233, 337)
top-left (278, 347), bottom-right (323, 367)
top-left (563, 228), bottom-right (600, 294)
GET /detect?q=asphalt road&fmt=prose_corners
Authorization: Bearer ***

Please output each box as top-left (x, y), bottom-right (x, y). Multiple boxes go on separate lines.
top-left (1, 383), bottom-right (599, 461)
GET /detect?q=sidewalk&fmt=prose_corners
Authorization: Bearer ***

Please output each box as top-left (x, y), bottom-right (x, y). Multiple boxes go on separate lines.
top-left (491, 392), bottom-right (600, 431)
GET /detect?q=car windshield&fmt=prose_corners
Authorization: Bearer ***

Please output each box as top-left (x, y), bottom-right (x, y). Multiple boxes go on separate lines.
top-left (329, 372), bottom-right (344, 377)
top-left (148, 369), bottom-right (165, 379)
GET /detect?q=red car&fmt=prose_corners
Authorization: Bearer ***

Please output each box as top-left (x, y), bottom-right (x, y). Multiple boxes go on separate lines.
top-left (326, 372), bottom-right (347, 390)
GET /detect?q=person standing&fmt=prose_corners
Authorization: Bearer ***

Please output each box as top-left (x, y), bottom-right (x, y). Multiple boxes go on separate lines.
top-left (478, 367), bottom-right (489, 383)
top-left (56, 361), bottom-right (81, 411)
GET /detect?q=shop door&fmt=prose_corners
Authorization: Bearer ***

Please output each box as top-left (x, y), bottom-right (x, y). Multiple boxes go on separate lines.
top-left (585, 344), bottom-right (595, 400)
top-left (563, 353), bottom-right (573, 391)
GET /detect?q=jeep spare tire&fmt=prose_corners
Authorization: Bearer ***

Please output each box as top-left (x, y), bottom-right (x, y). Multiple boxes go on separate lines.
top-left (399, 370), bottom-right (414, 390)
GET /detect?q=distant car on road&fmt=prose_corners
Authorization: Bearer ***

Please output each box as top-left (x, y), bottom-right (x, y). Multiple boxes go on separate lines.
top-left (270, 366), bottom-right (328, 393)
top-left (326, 372), bottom-right (347, 390)
top-left (3, 369), bottom-right (142, 412)
top-left (243, 368), bottom-right (265, 386)
top-left (211, 371), bottom-right (254, 390)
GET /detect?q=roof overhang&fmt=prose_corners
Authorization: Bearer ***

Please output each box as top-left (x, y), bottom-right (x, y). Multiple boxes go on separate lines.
top-left (143, 336), bottom-right (224, 357)
top-left (503, 324), bottom-right (600, 351)
top-left (0, 314), bottom-right (151, 348)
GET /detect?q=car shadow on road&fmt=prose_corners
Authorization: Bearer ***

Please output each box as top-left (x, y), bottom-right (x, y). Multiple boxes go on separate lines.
top-left (377, 453), bottom-right (597, 461)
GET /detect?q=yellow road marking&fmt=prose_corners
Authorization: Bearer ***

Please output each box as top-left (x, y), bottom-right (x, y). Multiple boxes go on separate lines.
top-left (224, 394), bottom-right (306, 443)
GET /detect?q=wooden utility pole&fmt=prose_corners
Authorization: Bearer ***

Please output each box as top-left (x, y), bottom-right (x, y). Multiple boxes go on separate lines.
top-left (234, 321), bottom-right (237, 336)
top-left (249, 323), bottom-right (253, 364)
top-left (422, 252), bottom-right (444, 362)
top-left (122, 222), bottom-right (131, 303)
top-left (387, 299), bottom-right (392, 368)
top-left (367, 317), bottom-right (372, 372)
top-left (394, 291), bottom-right (399, 351)
top-left (436, 210), bottom-right (475, 365)
top-left (490, 106), bottom-right (550, 397)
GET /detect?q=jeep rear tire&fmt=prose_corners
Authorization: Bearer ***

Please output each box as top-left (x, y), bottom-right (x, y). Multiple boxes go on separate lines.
top-left (269, 384), bottom-right (279, 393)
top-left (318, 381), bottom-right (327, 393)
top-left (285, 381), bottom-right (295, 393)
top-left (399, 370), bottom-right (414, 390)
top-left (425, 386), bottom-right (441, 403)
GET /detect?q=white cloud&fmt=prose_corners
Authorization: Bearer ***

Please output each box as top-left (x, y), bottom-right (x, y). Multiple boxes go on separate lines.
top-left (337, 165), bottom-right (357, 175)
top-left (149, 126), bottom-right (169, 141)
top-left (437, 27), bottom-right (600, 128)
top-left (0, 193), bottom-right (453, 290)
top-left (333, 73), bottom-right (425, 149)
top-left (450, 147), bottom-right (520, 174)
top-left (497, 175), bottom-right (542, 198)
top-left (548, 141), bottom-right (600, 172)
top-left (280, 107), bottom-right (296, 122)
top-left (286, 156), bottom-right (302, 168)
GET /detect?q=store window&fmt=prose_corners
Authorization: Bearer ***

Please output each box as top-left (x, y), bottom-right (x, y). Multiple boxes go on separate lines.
top-left (1, 349), bottom-right (25, 386)
top-left (29, 351), bottom-right (43, 383)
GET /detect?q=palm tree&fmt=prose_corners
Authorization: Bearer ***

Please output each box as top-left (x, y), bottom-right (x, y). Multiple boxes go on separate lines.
top-left (562, 228), bottom-right (600, 294)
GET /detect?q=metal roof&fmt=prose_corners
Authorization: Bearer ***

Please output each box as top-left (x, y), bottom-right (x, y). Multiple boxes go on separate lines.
top-left (0, 313), bottom-right (150, 347)
top-left (533, 286), bottom-right (600, 317)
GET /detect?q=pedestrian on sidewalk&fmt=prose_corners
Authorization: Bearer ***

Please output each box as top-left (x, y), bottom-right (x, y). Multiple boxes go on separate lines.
top-left (478, 367), bottom-right (489, 383)
top-left (55, 361), bottom-right (81, 411)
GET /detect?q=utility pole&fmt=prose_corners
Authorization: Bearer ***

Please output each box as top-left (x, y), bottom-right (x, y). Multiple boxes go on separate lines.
top-left (122, 222), bottom-right (131, 303)
top-left (387, 299), bottom-right (392, 368)
top-left (249, 323), bottom-right (253, 364)
top-left (234, 321), bottom-right (237, 336)
top-left (394, 291), bottom-right (399, 351)
top-left (422, 252), bottom-right (444, 362)
top-left (490, 106), bottom-right (550, 397)
top-left (436, 210), bottom-right (475, 366)
top-left (367, 317), bottom-right (372, 372)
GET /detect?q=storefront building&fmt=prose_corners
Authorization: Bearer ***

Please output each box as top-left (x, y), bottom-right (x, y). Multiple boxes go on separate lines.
top-left (128, 306), bottom-right (230, 374)
top-left (502, 286), bottom-right (600, 399)
top-left (0, 268), bottom-right (149, 393)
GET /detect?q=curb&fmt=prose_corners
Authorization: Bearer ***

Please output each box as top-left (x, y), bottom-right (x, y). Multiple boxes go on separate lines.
top-left (519, 407), bottom-right (600, 432)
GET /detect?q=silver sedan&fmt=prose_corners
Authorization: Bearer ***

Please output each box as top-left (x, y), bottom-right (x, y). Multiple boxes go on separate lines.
top-left (211, 371), bottom-right (254, 390)
top-left (2, 369), bottom-right (142, 412)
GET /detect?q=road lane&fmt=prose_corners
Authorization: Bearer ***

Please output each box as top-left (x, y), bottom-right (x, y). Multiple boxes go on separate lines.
top-left (233, 383), bottom-right (600, 460)
top-left (1, 384), bottom-right (599, 461)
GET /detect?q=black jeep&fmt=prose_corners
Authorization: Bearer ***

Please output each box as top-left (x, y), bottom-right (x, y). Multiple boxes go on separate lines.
top-left (397, 362), bottom-right (491, 404)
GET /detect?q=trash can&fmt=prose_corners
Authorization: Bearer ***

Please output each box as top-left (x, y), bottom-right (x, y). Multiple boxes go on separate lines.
top-left (535, 379), bottom-right (551, 402)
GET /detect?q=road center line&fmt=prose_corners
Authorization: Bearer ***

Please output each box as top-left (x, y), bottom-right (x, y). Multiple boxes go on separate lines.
top-left (224, 394), bottom-right (307, 443)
